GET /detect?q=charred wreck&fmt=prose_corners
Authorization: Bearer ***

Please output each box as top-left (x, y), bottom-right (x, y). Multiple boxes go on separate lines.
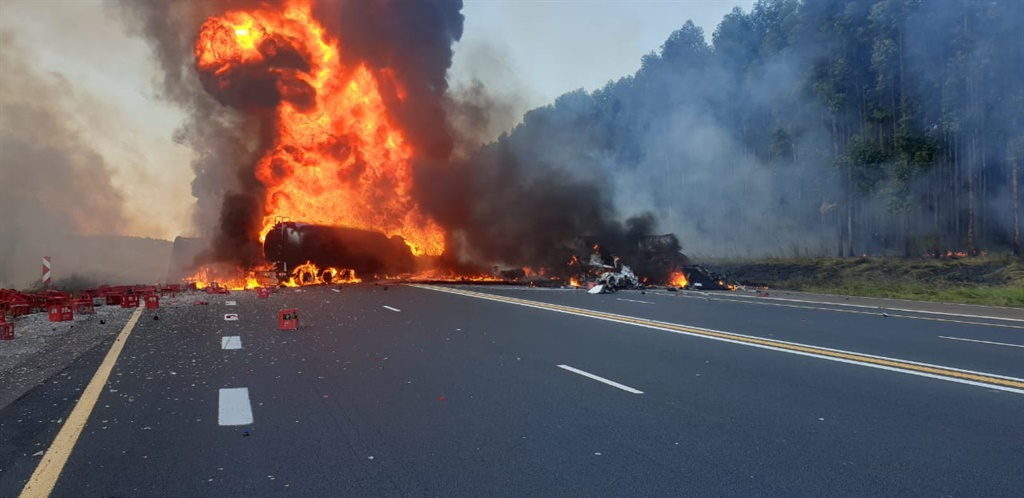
top-left (263, 222), bottom-right (417, 281)
top-left (569, 233), bottom-right (692, 288)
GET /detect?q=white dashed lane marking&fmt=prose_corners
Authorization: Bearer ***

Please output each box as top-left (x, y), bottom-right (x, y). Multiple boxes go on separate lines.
top-left (218, 388), bottom-right (253, 426)
top-left (616, 298), bottom-right (655, 305)
top-left (939, 336), bottom-right (1024, 349)
top-left (221, 336), bottom-right (242, 350)
top-left (557, 364), bottom-right (644, 394)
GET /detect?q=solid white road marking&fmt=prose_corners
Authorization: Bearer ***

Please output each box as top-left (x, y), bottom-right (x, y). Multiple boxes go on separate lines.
top-left (218, 388), bottom-right (253, 426)
top-left (383, 305), bottom-right (401, 312)
top-left (221, 336), bottom-right (242, 350)
top-left (669, 292), bottom-right (1022, 329)
top-left (226, 300), bottom-right (237, 306)
top-left (725, 293), bottom-right (1024, 323)
top-left (939, 336), bottom-right (1024, 349)
top-left (617, 298), bottom-right (655, 305)
top-left (224, 314), bottom-right (238, 321)
top-left (557, 364), bottom-right (643, 394)
top-left (331, 289), bottom-right (341, 293)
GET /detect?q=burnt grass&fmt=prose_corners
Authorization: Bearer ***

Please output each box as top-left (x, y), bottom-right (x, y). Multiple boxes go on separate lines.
top-left (703, 255), bottom-right (1024, 307)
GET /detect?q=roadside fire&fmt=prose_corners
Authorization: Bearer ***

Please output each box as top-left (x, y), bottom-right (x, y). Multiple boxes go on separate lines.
top-left (185, 264), bottom-right (270, 291)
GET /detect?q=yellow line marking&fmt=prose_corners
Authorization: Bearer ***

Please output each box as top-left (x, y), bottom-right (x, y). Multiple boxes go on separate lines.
top-left (413, 285), bottom-right (1024, 392)
top-left (20, 307), bottom-right (144, 498)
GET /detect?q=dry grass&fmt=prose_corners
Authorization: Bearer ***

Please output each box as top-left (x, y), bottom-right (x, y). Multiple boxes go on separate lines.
top-left (706, 255), bottom-right (1024, 307)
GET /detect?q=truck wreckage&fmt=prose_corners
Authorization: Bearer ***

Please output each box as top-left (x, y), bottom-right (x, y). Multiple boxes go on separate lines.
top-left (566, 234), bottom-right (732, 292)
top-left (169, 222), bottom-right (736, 291)
top-left (263, 221), bottom-right (417, 283)
top-left (259, 223), bottom-right (735, 291)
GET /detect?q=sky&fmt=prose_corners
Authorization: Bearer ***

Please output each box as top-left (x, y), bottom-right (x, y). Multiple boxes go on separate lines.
top-left (0, 0), bottom-right (755, 241)
top-left (451, 0), bottom-right (756, 110)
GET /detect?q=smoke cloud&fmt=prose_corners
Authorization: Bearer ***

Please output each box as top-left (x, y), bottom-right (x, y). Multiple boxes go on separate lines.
top-left (0, 32), bottom-right (170, 288)
top-left (119, 0), bottom-right (661, 275)
top-left (116, 0), bottom-right (273, 269)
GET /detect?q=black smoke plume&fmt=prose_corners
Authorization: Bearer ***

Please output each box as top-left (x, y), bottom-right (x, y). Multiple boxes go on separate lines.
top-left (117, 0), bottom-right (283, 269)
top-left (120, 0), bottom-right (657, 275)
top-left (0, 32), bottom-right (170, 288)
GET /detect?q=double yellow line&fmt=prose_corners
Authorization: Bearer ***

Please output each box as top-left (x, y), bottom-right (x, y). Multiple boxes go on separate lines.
top-left (413, 285), bottom-right (1024, 393)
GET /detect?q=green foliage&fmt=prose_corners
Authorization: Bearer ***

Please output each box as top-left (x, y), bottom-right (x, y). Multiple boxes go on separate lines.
top-left (492, 0), bottom-right (1022, 256)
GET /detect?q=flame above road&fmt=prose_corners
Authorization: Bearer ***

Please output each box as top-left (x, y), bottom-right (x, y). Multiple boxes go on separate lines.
top-left (669, 271), bottom-right (688, 288)
top-left (194, 0), bottom-right (445, 256)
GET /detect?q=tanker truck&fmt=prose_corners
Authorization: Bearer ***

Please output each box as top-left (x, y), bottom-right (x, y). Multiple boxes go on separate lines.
top-left (262, 221), bottom-right (417, 282)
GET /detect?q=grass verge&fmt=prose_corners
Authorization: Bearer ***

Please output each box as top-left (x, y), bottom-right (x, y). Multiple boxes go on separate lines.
top-left (705, 255), bottom-right (1024, 307)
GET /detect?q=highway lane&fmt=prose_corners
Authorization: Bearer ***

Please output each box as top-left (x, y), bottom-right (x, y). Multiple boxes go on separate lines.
top-left (1, 284), bottom-right (1021, 497)
top-left (446, 285), bottom-right (1024, 379)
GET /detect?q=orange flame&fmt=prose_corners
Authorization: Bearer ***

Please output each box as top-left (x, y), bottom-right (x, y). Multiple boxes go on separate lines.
top-left (405, 268), bottom-right (502, 282)
top-left (669, 271), bottom-right (688, 288)
top-left (187, 266), bottom-right (267, 291)
top-left (195, 0), bottom-right (445, 256)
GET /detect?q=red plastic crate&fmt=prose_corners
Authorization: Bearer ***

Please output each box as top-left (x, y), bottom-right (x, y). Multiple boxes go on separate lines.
top-left (74, 293), bottom-right (94, 314)
top-left (48, 304), bottom-right (73, 322)
top-left (10, 304), bottom-right (29, 317)
top-left (278, 308), bottom-right (298, 330)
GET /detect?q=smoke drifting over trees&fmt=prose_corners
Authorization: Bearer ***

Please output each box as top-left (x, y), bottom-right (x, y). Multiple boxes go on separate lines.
top-left (469, 0), bottom-right (1022, 258)
top-left (120, 0), bottom-right (1022, 274)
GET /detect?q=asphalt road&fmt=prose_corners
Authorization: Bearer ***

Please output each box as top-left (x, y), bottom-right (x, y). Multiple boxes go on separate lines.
top-left (1, 284), bottom-right (1021, 497)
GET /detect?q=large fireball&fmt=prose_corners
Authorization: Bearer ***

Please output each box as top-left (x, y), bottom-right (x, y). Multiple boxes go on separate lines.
top-left (194, 0), bottom-right (445, 256)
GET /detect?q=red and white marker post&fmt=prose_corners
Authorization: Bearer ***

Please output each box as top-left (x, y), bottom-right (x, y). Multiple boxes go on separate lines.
top-left (42, 256), bottom-right (52, 288)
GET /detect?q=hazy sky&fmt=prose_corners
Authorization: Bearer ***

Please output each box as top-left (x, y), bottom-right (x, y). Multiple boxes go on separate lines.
top-left (452, 0), bottom-right (755, 108)
top-left (0, 0), bottom-right (754, 240)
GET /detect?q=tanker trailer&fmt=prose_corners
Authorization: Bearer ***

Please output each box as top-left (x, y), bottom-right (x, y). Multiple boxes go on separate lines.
top-left (263, 222), bottom-right (417, 282)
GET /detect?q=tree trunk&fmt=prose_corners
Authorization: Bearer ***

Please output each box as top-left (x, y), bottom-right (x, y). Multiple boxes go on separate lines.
top-left (847, 194), bottom-right (854, 258)
top-left (836, 209), bottom-right (844, 258)
top-left (968, 133), bottom-right (977, 254)
top-left (832, 113), bottom-right (844, 258)
top-left (953, 133), bottom-right (961, 250)
top-left (1014, 158), bottom-right (1021, 256)
top-left (905, 209), bottom-right (913, 257)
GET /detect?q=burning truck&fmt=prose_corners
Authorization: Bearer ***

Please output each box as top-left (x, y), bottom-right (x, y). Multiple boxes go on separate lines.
top-left (172, 222), bottom-right (735, 291)
top-left (262, 221), bottom-right (416, 283)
